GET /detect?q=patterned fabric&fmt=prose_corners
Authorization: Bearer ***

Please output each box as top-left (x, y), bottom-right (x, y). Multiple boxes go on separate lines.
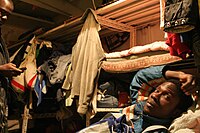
top-left (0, 86), bottom-right (8, 133)
top-left (102, 52), bottom-right (181, 73)
top-left (164, 0), bottom-right (199, 33)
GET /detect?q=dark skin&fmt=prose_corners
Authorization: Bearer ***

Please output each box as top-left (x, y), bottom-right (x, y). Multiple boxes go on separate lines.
top-left (0, 0), bottom-right (23, 78)
top-left (143, 81), bottom-right (182, 119)
top-left (165, 70), bottom-right (200, 100)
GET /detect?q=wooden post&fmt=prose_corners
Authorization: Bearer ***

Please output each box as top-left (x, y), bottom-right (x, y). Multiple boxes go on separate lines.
top-left (130, 27), bottom-right (136, 47)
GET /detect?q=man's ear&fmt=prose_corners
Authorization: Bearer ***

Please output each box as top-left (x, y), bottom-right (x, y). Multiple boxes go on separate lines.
top-left (172, 109), bottom-right (182, 118)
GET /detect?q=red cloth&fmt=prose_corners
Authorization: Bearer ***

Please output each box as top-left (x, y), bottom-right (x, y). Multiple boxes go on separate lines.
top-left (166, 33), bottom-right (191, 59)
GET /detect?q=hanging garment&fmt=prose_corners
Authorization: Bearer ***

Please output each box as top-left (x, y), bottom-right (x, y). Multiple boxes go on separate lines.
top-left (166, 33), bottom-right (191, 59)
top-left (164, 0), bottom-right (199, 33)
top-left (34, 73), bottom-right (46, 106)
top-left (71, 8), bottom-right (105, 115)
top-left (40, 51), bottom-right (71, 85)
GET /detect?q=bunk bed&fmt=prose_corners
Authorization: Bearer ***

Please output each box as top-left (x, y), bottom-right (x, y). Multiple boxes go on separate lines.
top-left (19, 0), bottom-right (199, 132)
top-left (36, 0), bottom-right (173, 123)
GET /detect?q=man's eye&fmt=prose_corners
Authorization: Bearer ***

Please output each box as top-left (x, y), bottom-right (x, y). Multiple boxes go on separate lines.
top-left (164, 94), bottom-right (170, 100)
top-left (155, 89), bottom-right (159, 93)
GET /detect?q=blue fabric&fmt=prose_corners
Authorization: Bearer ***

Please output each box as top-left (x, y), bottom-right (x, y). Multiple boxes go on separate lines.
top-left (133, 101), bottom-right (172, 133)
top-left (34, 76), bottom-right (46, 106)
top-left (130, 65), bottom-right (165, 104)
top-left (89, 114), bottom-right (134, 133)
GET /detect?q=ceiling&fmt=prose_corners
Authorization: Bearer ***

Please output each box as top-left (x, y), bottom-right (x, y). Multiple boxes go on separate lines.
top-left (6, 0), bottom-right (104, 30)
top-left (5, 0), bottom-right (161, 51)
top-left (37, 0), bottom-right (161, 45)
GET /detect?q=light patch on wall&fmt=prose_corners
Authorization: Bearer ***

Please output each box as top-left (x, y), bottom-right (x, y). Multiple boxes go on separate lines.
top-left (1, 24), bottom-right (26, 48)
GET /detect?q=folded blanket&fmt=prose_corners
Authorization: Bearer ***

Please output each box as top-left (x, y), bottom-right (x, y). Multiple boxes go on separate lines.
top-left (168, 94), bottom-right (200, 133)
top-left (105, 41), bottom-right (169, 59)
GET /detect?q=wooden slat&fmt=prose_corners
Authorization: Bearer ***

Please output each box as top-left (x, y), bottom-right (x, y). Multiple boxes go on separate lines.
top-left (117, 4), bottom-right (160, 23)
top-left (38, 17), bottom-right (82, 39)
top-left (104, 0), bottom-right (159, 19)
top-left (128, 14), bottom-right (160, 26)
top-left (96, 0), bottom-right (134, 15)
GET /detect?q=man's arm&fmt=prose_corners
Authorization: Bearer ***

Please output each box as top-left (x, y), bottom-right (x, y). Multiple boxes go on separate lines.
top-left (164, 70), bottom-right (199, 95)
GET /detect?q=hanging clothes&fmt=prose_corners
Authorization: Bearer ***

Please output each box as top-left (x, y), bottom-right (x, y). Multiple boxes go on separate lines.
top-left (164, 0), bottom-right (199, 33)
top-left (70, 8), bottom-right (106, 115)
top-left (39, 51), bottom-right (71, 85)
top-left (165, 33), bottom-right (191, 59)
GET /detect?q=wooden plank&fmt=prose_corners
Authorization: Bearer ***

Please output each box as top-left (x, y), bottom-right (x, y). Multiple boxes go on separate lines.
top-left (128, 14), bottom-right (160, 26)
top-left (38, 17), bottom-right (82, 39)
top-left (97, 16), bottom-right (132, 32)
top-left (117, 4), bottom-right (160, 23)
top-left (104, 0), bottom-right (156, 18)
top-left (96, 0), bottom-right (133, 15)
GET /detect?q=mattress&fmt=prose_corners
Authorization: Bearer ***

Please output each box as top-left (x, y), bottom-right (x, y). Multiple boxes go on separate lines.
top-left (101, 51), bottom-right (182, 73)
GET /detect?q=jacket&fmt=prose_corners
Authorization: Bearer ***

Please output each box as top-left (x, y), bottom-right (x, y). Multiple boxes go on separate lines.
top-left (71, 9), bottom-right (105, 114)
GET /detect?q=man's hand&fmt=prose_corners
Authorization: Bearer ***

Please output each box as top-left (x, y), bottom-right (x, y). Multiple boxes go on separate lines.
top-left (178, 72), bottom-right (198, 95)
top-left (165, 70), bottom-right (199, 96)
top-left (0, 63), bottom-right (24, 78)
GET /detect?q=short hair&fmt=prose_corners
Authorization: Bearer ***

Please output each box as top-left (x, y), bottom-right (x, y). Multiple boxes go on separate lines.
top-left (166, 79), bottom-right (193, 112)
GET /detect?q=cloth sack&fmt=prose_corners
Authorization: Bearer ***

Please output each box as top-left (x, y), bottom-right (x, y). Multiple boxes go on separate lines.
top-left (10, 37), bottom-right (38, 93)
top-left (164, 0), bottom-right (199, 33)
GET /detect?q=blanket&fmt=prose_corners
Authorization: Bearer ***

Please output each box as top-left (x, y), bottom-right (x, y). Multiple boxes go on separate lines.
top-left (168, 92), bottom-right (200, 133)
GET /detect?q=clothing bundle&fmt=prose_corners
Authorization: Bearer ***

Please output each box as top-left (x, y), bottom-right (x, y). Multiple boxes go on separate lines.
top-left (161, 0), bottom-right (200, 69)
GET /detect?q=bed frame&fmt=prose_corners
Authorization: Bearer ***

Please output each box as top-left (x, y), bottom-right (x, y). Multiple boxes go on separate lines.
top-left (21, 0), bottom-right (186, 130)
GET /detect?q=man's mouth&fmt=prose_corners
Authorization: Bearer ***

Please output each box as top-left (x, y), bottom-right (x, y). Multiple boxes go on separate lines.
top-left (147, 99), bottom-right (158, 108)
top-left (146, 101), bottom-right (154, 108)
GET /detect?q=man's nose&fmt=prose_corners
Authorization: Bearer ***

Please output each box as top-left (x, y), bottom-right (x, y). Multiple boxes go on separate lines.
top-left (151, 92), bottom-right (160, 104)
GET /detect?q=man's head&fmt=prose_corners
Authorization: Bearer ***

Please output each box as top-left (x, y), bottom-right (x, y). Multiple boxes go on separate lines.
top-left (143, 79), bottom-right (193, 119)
top-left (0, 0), bottom-right (13, 25)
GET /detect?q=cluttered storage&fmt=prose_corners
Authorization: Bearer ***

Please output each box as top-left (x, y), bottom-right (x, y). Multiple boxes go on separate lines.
top-left (1, 0), bottom-right (200, 133)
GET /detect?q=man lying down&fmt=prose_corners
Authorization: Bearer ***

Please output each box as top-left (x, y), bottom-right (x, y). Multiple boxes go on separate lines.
top-left (78, 65), bottom-right (198, 133)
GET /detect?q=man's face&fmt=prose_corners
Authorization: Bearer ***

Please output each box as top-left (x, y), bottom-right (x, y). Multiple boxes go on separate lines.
top-left (143, 81), bottom-right (181, 119)
top-left (0, 9), bottom-right (10, 25)
top-left (0, 0), bottom-right (14, 26)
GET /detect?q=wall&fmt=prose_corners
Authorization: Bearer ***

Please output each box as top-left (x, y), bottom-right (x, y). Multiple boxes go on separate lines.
top-left (101, 22), bottom-right (166, 52)
top-left (2, 24), bottom-right (27, 49)
top-left (136, 23), bottom-right (165, 46)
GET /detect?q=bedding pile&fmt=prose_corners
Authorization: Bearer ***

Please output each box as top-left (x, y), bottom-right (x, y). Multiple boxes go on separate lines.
top-left (102, 41), bottom-right (182, 73)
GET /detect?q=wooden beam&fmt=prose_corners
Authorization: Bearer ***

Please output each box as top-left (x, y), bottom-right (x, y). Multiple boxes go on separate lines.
top-left (19, 0), bottom-right (69, 16)
top-left (38, 17), bottom-right (82, 39)
top-left (12, 12), bottom-right (55, 25)
top-left (97, 16), bottom-right (132, 32)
